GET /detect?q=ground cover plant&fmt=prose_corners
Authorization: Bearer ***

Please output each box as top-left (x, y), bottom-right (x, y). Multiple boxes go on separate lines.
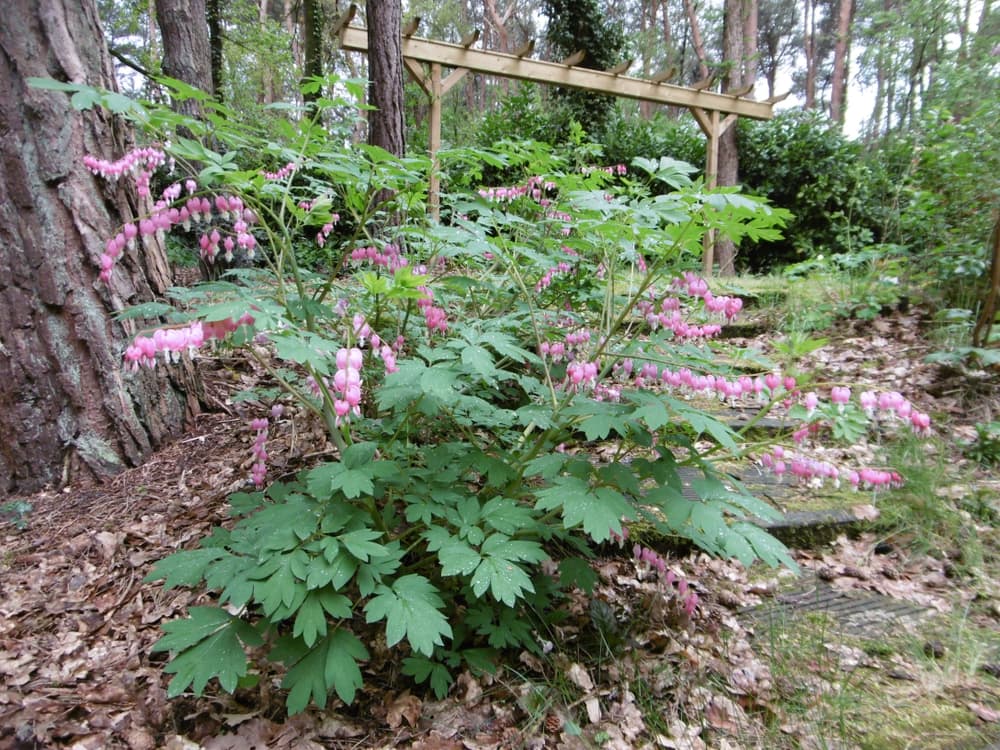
top-left (7, 76), bottom-right (997, 749)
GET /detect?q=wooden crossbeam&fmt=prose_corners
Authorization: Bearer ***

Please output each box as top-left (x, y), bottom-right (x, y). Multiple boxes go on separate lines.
top-left (338, 24), bottom-right (773, 119)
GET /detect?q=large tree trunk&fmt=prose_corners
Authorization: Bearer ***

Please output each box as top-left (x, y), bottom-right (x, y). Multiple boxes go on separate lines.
top-left (367, 0), bottom-right (405, 158)
top-left (154, 0), bottom-right (214, 110)
top-left (0, 0), bottom-right (198, 494)
top-left (829, 0), bottom-right (855, 123)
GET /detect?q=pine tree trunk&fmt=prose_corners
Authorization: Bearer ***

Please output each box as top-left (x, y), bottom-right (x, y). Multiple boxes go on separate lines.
top-left (155, 0), bottom-right (214, 109)
top-left (829, 0), bottom-right (855, 123)
top-left (0, 0), bottom-right (199, 494)
top-left (367, 0), bottom-right (405, 158)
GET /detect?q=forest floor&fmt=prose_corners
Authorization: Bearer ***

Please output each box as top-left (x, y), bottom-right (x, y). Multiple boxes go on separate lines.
top-left (2, 304), bottom-right (1000, 750)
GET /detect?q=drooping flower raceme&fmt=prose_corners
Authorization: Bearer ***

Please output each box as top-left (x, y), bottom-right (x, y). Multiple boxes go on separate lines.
top-left (332, 347), bottom-right (364, 426)
top-left (250, 417), bottom-right (269, 488)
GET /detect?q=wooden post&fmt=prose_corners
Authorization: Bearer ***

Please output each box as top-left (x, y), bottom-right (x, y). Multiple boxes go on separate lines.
top-left (693, 108), bottom-right (720, 275)
top-left (429, 63), bottom-right (442, 221)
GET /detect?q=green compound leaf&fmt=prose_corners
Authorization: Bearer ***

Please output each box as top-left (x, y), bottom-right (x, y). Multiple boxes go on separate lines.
top-left (364, 574), bottom-right (452, 656)
top-left (470, 556), bottom-right (534, 607)
top-left (293, 587), bottom-right (352, 647)
top-left (325, 629), bottom-right (369, 704)
top-left (152, 607), bottom-right (262, 697)
top-left (402, 656), bottom-right (453, 699)
top-left (339, 529), bottom-right (386, 562)
top-left (438, 539), bottom-right (482, 576)
top-left (143, 548), bottom-right (228, 588)
top-left (275, 628), bottom-right (368, 713)
top-left (534, 476), bottom-right (635, 543)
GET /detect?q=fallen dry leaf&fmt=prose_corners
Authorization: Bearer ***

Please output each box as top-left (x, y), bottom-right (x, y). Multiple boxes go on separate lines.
top-left (386, 691), bottom-right (423, 729)
top-left (565, 662), bottom-right (594, 692)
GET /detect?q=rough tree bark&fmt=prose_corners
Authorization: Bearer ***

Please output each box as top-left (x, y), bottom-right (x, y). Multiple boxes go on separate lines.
top-left (154, 0), bottom-right (214, 109)
top-left (302, 0), bottom-right (324, 103)
top-left (0, 0), bottom-right (198, 494)
top-left (367, 0), bottom-right (405, 158)
top-left (206, 0), bottom-right (224, 99)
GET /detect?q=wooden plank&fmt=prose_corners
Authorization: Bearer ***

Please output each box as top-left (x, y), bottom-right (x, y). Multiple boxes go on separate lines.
top-left (338, 25), bottom-right (773, 120)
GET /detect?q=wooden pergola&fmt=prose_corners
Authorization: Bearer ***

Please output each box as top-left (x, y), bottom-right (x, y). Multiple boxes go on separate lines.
top-left (334, 5), bottom-right (779, 273)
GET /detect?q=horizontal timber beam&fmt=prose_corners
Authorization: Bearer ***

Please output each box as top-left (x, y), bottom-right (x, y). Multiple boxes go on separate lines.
top-left (338, 24), bottom-right (773, 120)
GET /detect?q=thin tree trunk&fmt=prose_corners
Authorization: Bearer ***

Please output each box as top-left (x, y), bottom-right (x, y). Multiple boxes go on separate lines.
top-left (829, 0), bottom-right (855, 123)
top-left (682, 0), bottom-right (711, 80)
top-left (803, 0), bottom-right (817, 109)
top-left (260, 0), bottom-right (277, 103)
top-left (716, 0), bottom-right (756, 276)
top-left (0, 0), bottom-right (198, 494)
top-left (206, 0), bottom-right (223, 99)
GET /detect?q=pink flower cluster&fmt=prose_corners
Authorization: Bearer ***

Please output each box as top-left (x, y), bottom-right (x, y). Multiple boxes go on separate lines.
top-left (263, 162), bottom-right (297, 180)
top-left (654, 366), bottom-right (797, 403)
top-left (847, 467), bottom-right (903, 489)
top-left (124, 322), bottom-right (204, 370)
top-left (860, 390), bottom-right (932, 434)
top-left (535, 261), bottom-right (573, 292)
top-left (478, 175), bottom-right (557, 204)
top-left (633, 545), bottom-right (699, 617)
top-left (760, 446), bottom-right (839, 485)
top-left (671, 272), bottom-right (744, 320)
top-left (83, 146), bottom-right (166, 198)
top-left (351, 314), bottom-right (400, 375)
top-left (416, 287), bottom-right (448, 334)
top-left (250, 416), bottom-right (270, 488)
top-left (350, 243), bottom-right (408, 271)
top-left (332, 348), bottom-right (364, 426)
top-left (123, 313), bottom-right (254, 371)
top-left (315, 215), bottom-right (340, 247)
top-left (758, 445), bottom-right (903, 491)
top-left (565, 360), bottom-right (599, 390)
top-left (582, 164), bottom-right (628, 176)
top-left (197, 195), bottom-right (257, 262)
top-left (539, 328), bottom-right (591, 362)
top-left (98, 181), bottom-right (258, 281)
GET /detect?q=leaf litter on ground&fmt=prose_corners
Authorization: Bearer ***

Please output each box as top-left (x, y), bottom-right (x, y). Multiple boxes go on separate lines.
top-left (1, 309), bottom-right (998, 748)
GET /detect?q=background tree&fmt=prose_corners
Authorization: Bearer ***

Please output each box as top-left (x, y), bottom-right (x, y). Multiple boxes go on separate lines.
top-left (540, 0), bottom-right (628, 134)
top-left (0, 0), bottom-right (197, 494)
top-left (367, 0), bottom-right (405, 157)
top-left (828, 0), bottom-right (856, 123)
top-left (757, 0), bottom-right (799, 99)
top-left (715, 0), bottom-right (758, 275)
top-left (302, 0), bottom-right (324, 103)
top-left (154, 0), bottom-right (214, 110)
